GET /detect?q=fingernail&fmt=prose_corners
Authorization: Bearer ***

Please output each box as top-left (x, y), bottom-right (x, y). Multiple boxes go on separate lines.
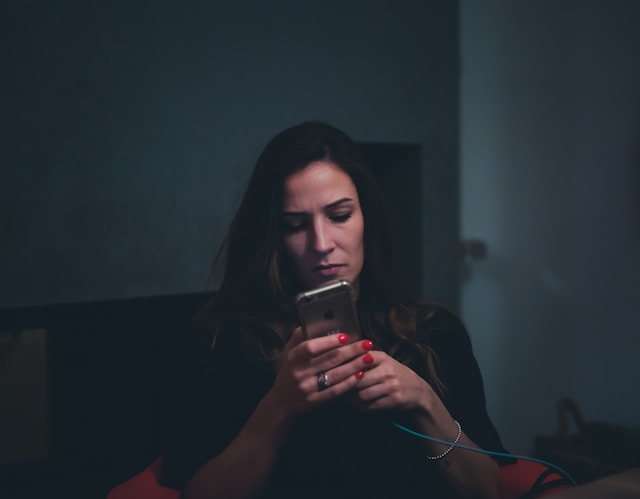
top-left (361, 340), bottom-right (373, 351)
top-left (355, 371), bottom-right (365, 380)
top-left (338, 333), bottom-right (349, 344)
top-left (363, 353), bottom-right (374, 364)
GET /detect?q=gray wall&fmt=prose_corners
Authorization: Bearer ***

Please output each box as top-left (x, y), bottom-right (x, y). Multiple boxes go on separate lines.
top-left (8, 0), bottom-right (637, 459)
top-left (1, 1), bottom-right (459, 308)
top-left (461, 0), bottom-right (640, 451)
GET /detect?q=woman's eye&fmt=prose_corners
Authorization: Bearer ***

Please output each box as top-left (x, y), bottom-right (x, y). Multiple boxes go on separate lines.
top-left (331, 213), bottom-right (352, 223)
top-left (282, 221), bottom-right (306, 233)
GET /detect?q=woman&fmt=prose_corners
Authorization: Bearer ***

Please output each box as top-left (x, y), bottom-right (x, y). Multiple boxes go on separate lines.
top-left (162, 121), bottom-right (508, 498)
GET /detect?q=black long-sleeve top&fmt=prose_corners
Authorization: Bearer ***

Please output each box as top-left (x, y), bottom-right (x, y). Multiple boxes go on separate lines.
top-left (161, 305), bottom-right (509, 498)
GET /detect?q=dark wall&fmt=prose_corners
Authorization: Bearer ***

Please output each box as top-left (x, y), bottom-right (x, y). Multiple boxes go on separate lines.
top-left (460, 0), bottom-right (640, 452)
top-left (1, 2), bottom-right (460, 496)
top-left (1, 1), bottom-right (460, 309)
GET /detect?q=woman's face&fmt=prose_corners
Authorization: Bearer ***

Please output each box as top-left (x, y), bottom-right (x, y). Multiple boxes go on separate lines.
top-left (281, 161), bottom-right (365, 293)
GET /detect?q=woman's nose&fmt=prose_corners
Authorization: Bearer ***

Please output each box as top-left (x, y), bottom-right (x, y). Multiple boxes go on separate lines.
top-left (311, 220), bottom-right (335, 253)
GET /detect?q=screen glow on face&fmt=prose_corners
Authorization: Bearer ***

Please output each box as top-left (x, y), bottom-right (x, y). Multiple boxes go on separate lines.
top-left (281, 161), bottom-right (364, 292)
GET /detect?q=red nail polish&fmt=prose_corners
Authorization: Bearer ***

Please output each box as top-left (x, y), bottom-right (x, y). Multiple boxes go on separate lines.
top-left (338, 333), bottom-right (349, 344)
top-left (363, 353), bottom-right (374, 364)
top-left (362, 340), bottom-right (373, 351)
top-left (355, 371), bottom-right (365, 380)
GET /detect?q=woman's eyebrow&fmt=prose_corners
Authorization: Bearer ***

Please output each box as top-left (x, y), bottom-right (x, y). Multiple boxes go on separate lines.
top-left (281, 197), bottom-right (355, 217)
top-left (325, 197), bottom-right (355, 209)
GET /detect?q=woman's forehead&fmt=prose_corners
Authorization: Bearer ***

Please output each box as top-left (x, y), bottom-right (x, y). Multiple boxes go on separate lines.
top-left (282, 161), bottom-right (359, 211)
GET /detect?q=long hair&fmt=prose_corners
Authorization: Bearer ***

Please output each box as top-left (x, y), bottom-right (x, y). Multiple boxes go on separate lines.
top-left (199, 121), bottom-right (444, 391)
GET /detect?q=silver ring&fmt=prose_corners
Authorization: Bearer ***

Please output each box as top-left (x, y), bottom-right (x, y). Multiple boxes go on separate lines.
top-left (317, 371), bottom-right (330, 391)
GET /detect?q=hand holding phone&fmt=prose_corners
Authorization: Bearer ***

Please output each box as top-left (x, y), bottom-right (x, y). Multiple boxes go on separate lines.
top-left (295, 280), bottom-right (361, 342)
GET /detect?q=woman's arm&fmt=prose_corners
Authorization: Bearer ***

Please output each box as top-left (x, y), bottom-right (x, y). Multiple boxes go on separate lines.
top-left (410, 392), bottom-right (499, 499)
top-left (346, 350), bottom-right (499, 499)
top-left (182, 328), bottom-right (372, 499)
top-left (182, 389), bottom-right (293, 499)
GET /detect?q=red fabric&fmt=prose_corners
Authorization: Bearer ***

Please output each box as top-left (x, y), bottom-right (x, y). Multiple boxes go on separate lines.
top-left (106, 456), bottom-right (179, 499)
top-left (499, 458), bottom-right (573, 499)
top-left (107, 454), bottom-right (573, 499)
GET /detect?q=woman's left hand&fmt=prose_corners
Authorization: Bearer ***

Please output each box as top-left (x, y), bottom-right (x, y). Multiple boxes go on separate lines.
top-left (347, 349), bottom-right (500, 498)
top-left (347, 350), bottom-right (438, 415)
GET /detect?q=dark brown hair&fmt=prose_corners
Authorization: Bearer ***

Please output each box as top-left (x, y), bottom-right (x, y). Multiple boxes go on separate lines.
top-left (200, 121), bottom-right (443, 391)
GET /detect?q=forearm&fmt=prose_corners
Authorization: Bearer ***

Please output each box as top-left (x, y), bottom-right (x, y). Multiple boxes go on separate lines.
top-left (413, 409), bottom-right (499, 499)
top-left (431, 429), bottom-right (499, 499)
top-left (183, 392), bottom-right (293, 499)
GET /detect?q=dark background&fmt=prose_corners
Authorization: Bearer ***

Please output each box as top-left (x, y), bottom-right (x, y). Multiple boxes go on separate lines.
top-left (2, 2), bottom-right (459, 496)
top-left (1, 1), bottom-right (640, 497)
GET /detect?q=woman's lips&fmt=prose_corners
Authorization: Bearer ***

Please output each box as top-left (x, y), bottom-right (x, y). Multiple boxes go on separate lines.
top-left (312, 264), bottom-right (345, 277)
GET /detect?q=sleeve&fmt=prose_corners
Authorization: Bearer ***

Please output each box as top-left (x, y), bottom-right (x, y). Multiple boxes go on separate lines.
top-left (422, 307), bottom-right (512, 464)
top-left (159, 327), bottom-right (265, 489)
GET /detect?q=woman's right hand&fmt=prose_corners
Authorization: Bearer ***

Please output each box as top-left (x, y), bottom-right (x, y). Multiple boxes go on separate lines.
top-left (182, 328), bottom-right (370, 499)
top-left (267, 327), bottom-right (372, 417)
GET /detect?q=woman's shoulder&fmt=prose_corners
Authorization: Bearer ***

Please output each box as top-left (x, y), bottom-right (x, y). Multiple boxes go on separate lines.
top-left (414, 303), bottom-right (471, 346)
top-left (183, 319), bottom-right (259, 368)
top-left (183, 320), bottom-right (276, 391)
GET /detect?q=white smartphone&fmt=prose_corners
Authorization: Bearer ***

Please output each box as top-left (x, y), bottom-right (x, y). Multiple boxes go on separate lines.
top-left (295, 280), bottom-right (361, 342)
